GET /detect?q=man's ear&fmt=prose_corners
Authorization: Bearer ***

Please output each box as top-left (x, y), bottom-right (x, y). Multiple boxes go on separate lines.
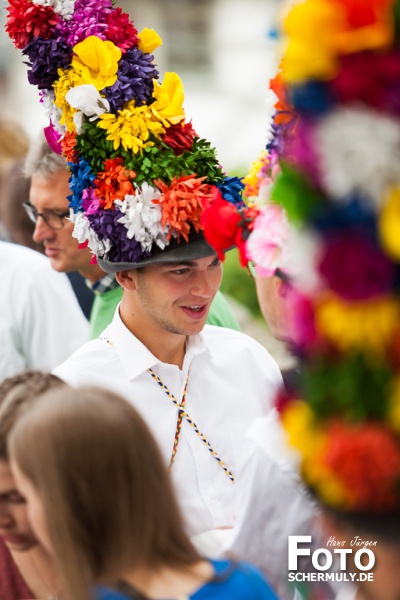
top-left (115, 269), bottom-right (138, 291)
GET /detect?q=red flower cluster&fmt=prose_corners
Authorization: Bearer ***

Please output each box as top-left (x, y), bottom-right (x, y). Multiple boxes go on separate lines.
top-left (95, 158), bottom-right (136, 210)
top-left (61, 132), bottom-right (78, 164)
top-left (162, 121), bottom-right (198, 156)
top-left (105, 8), bottom-right (139, 55)
top-left (325, 421), bottom-right (400, 511)
top-left (336, 0), bottom-right (393, 28)
top-left (201, 189), bottom-right (257, 266)
top-left (154, 175), bottom-right (212, 241)
top-left (6, 0), bottom-right (58, 49)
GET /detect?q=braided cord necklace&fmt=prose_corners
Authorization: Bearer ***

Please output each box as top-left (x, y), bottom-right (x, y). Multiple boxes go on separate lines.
top-left (147, 368), bottom-right (235, 483)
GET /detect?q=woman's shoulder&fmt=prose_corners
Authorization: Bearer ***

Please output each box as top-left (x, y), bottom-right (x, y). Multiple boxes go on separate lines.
top-left (192, 559), bottom-right (278, 599)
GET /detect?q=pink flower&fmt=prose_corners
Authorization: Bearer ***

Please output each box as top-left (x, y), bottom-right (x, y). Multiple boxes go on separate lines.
top-left (246, 204), bottom-right (290, 276)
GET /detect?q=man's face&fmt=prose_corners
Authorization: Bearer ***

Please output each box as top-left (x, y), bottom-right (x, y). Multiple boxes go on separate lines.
top-left (30, 170), bottom-right (93, 273)
top-left (132, 254), bottom-right (223, 337)
top-left (0, 459), bottom-right (37, 553)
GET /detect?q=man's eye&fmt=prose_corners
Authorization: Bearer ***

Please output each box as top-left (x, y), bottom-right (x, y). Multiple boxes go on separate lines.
top-left (172, 268), bottom-right (190, 275)
top-left (210, 258), bottom-right (221, 267)
top-left (5, 493), bottom-right (25, 504)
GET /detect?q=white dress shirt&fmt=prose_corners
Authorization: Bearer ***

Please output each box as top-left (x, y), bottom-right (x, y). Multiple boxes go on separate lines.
top-left (53, 305), bottom-right (283, 536)
top-left (0, 241), bottom-right (89, 382)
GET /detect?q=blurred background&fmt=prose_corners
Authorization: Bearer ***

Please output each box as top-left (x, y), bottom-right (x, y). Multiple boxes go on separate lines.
top-left (0, 0), bottom-right (293, 366)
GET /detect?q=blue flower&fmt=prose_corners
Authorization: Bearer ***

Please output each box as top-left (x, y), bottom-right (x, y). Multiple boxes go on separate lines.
top-left (215, 177), bottom-right (245, 207)
top-left (68, 159), bottom-right (96, 213)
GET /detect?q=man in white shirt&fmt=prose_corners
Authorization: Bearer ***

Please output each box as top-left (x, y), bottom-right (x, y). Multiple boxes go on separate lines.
top-left (54, 237), bottom-right (283, 538)
top-left (0, 241), bottom-right (88, 382)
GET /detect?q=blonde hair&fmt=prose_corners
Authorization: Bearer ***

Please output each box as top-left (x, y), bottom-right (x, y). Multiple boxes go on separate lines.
top-left (9, 386), bottom-right (200, 600)
top-left (0, 117), bottom-right (29, 174)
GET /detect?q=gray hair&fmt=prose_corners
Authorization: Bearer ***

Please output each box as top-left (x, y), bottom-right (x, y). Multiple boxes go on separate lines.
top-left (23, 131), bottom-right (67, 179)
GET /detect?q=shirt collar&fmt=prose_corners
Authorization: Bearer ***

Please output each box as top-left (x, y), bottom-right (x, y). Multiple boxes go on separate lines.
top-left (104, 306), bottom-right (208, 380)
top-left (86, 273), bottom-right (120, 293)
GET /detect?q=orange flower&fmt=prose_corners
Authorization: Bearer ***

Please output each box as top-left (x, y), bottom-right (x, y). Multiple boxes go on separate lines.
top-left (270, 71), bottom-right (295, 126)
top-left (154, 175), bottom-right (212, 241)
top-left (94, 158), bottom-right (136, 210)
top-left (324, 420), bottom-right (400, 511)
top-left (61, 132), bottom-right (78, 163)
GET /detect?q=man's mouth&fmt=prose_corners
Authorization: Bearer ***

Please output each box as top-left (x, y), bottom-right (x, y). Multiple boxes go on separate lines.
top-left (181, 304), bottom-right (208, 320)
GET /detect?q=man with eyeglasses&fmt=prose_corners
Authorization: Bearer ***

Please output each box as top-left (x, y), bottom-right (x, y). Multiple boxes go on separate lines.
top-left (23, 135), bottom-right (241, 339)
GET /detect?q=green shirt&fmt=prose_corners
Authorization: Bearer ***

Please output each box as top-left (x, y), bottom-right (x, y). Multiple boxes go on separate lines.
top-left (89, 287), bottom-right (240, 339)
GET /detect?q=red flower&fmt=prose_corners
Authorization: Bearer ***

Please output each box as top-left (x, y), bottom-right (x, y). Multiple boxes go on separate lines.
top-left (105, 8), bottom-right (139, 55)
top-left (6, 0), bottom-right (58, 49)
top-left (162, 121), bottom-right (198, 156)
top-left (334, 0), bottom-right (393, 28)
top-left (325, 421), bottom-right (400, 511)
top-left (201, 188), bottom-right (249, 265)
top-left (95, 158), bottom-right (136, 210)
top-left (154, 175), bottom-right (212, 241)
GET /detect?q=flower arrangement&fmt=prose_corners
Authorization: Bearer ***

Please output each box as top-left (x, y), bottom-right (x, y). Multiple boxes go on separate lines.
top-left (202, 0), bottom-right (400, 515)
top-left (268, 0), bottom-right (400, 515)
top-left (6, 0), bottom-right (244, 266)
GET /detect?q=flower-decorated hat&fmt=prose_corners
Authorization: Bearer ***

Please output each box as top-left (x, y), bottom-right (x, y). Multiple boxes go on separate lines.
top-left (6, 0), bottom-right (244, 271)
top-left (203, 0), bottom-right (400, 519)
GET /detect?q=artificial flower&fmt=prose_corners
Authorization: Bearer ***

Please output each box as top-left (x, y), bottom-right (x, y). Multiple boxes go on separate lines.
top-left (162, 121), bottom-right (197, 156)
top-left (94, 158), bottom-right (136, 210)
top-left (379, 187), bottom-right (400, 260)
top-left (23, 35), bottom-right (72, 90)
top-left (61, 131), bottom-right (78, 163)
top-left (150, 72), bottom-right (185, 128)
top-left (324, 421), bottom-right (400, 511)
top-left (104, 7), bottom-right (138, 54)
top-left (201, 188), bottom-right (249, 265)
top-left (138, 28), bottom-right (163, 54)
top-left (66, 84), bottom-right (110, 134)
top-left (270, 162), bottom-right (320, 225)
top-left (32, 0), bottom-right (75, 20)
top-left (318, 231), bottom-right (395, 300)
top-left (68, 158), bottom-right (96, 213)
top-left (53, 67), bottom-right (86, 132)
top-left (388, 377), bottom-right (400, 433)
top-left (6, 0), bottom-right (59, 49)
top-left (88, 206), bottom-right (149, 264)
top-left (41, 89), bottom-right (65, 133)
top-left (104, 47), bottom-right (159, 112)
top-left (44, 122), bottom-right (62, 154)
top-left (154, 175), bottom-right (212, 241)
top-left (243, 150), bottom-right (273, 200)
top-left (59, 0), bottom-right (113, 46)
top-left (70, 209), bottom-right (112, 259)
top-left (97, 99), bottom-right (165, 152)
top-left (246, 204), bottom-right (290, 277)
top-left (215, 177), bottom-right (245, 207)
top-left (315, 292), bottom-right (399, 356)
top-left (314, 105), bottom-right (400, 209)
top-left (116, 183), bottom-right (166, 251)
top-left (71, 36), bottom-right (121, 90)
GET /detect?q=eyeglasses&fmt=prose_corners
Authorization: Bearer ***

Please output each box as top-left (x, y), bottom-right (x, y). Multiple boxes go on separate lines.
top-left (23, 202), bottom-right (70, 230)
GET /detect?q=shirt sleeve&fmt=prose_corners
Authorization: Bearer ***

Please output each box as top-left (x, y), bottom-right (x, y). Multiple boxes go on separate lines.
top-left (18, 263), bottom-right (89, 372)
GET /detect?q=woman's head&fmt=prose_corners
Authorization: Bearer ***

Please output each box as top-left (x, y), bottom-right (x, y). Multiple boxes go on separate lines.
top-left (9, 385), bottom-right (199, 600)
top-left (0, 370), bottom-right (64, 553)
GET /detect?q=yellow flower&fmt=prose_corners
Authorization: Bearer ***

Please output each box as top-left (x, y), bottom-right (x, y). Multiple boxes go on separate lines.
top-left (97, 100), bottom-right (165, 152)
top-left (281, 0), bottom-right (394, 83)
top-left (53, 67), bottom-right (85, 132)
top-left (150, 72), bottom-right (185, 128)
top-left (71, 36), bottom-right (121, 90)
top-left (282, 0), bottom-right (345, 82)
top-left (243, 150), bottom-right (270, 199)
top-left (379, 187), bottom-right (400, 261)
top-left (315, 293), bottom-right (399, 356)
top-left (138, 28), bottom-right (163, 54)
top-left (388, 378), bottom-right (400, 434)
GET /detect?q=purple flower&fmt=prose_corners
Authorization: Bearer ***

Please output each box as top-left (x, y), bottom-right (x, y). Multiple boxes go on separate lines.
top-left (104, 48), bottom-right (159, 112)
top-left (23, 34), bottom-right (71, 90)
top-left (318, 231), bottom-right (396, 301)
top-left (60, 0), bottom-right (113, 46)
top-left (88, 207), bottom-right (150, 264)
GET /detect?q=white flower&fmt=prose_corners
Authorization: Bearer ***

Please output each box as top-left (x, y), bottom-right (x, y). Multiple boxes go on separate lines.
top-left (315, 105), bottom-right (400, 210)
top-left (41, 91), bottom-right (65, 134)
top-left (70, 211), bottom-right (112, 259)
top-left (66, 85), bottom-right (110, 135)
top-left (116, 183), bottom-right (167, 252)
top-left (32, 0), bottom-right (74, 19)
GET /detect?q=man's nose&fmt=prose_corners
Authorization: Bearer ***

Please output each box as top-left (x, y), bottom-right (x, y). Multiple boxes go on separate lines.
top-left (32, 216), bottom-right (55, 243)
top-left (190, 272), bottom-right (214, 298)
top-left (0, 505), bottom-right (13, 529)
